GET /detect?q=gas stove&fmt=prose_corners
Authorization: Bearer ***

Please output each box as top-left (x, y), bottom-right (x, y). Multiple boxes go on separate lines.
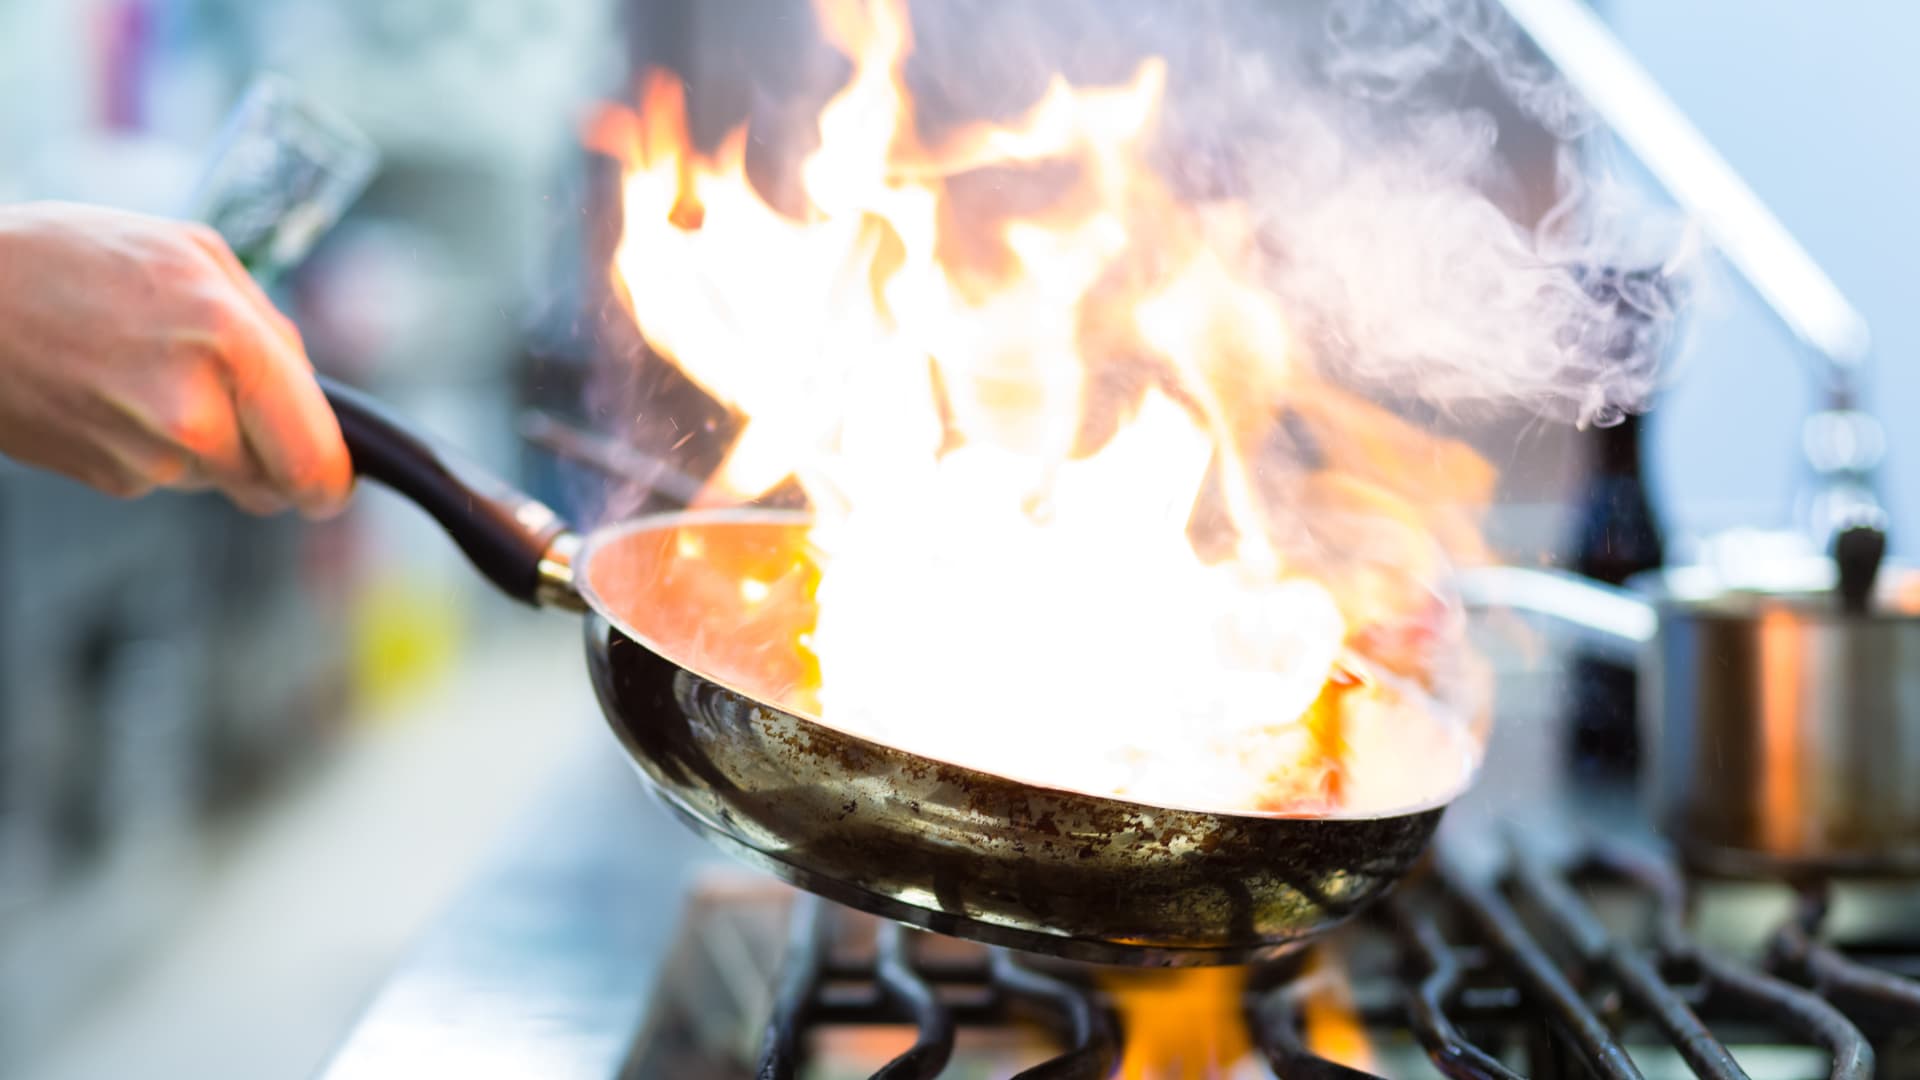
top-left (320, 686), bottom-right (1920, 1080)
top-left (628, 852), bottom-right (1920, 1078)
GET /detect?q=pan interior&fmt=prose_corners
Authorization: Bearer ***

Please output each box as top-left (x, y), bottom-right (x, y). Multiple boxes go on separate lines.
top-left (581, 509), bottom-right (825, 720)
top-left (577, 509), bottom-right (1475, 821)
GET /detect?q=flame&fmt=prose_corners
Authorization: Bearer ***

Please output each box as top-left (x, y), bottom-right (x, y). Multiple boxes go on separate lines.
top-left (1106, 969), bottom-right (1253, 1080)
top-left (1102, 948), bottom-right (1377, 1078)
top-left (589, 0), bottom-right (1489, 814)
top-left (1296, 947), bottom-right (1381, 1075)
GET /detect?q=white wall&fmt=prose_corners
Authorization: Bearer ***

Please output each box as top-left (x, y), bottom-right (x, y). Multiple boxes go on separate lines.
top-left (1610, 1), bottom-right (1917, 558)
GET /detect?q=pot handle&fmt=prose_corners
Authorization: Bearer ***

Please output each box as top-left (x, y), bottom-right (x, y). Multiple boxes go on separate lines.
top-left (319, 375), bottom-right (583, 610)
top-left (1453, 567), bottom-right (1655, 662)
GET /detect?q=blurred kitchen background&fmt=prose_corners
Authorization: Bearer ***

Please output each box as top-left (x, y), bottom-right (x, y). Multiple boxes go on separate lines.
top-left (1, 1), bottom-right (627, 1077)
top-left (0, 1), bottom-right (1913, 1079)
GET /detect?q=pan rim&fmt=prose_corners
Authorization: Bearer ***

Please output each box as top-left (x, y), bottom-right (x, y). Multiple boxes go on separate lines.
top-left (577, 507), bottom-right (1473, 824)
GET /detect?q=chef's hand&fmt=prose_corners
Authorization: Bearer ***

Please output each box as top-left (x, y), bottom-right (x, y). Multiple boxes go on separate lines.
top-left (0, 201), bottom-right (351, 518)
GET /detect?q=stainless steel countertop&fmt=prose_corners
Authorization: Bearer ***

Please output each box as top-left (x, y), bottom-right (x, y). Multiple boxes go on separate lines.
top-left (317, 744), bottom-right (719, 1080)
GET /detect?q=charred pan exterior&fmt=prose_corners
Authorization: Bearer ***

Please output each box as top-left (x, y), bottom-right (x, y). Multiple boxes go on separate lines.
top-left (586, 613), bottom-right (1441, 967)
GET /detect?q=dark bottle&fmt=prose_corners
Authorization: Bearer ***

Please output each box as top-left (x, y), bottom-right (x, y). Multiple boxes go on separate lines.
top-left (1565, 413), bottom-right (1664, 777)
top-left (1564, 267), bottom-right (1670, 781)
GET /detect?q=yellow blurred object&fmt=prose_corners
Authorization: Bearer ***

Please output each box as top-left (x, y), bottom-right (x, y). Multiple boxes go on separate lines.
top-left (347, 573), bottom-right (466, 717)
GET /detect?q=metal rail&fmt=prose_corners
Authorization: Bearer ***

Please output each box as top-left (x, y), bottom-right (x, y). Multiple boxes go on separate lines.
top-left (1499, 0), bottom-right (1886, 539)
top-left (1498, 0), bottom-right (1870, 379)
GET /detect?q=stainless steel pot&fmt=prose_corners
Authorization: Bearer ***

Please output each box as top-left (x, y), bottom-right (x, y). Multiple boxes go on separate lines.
top-left (1460, 550), bottom-right (1920, 876)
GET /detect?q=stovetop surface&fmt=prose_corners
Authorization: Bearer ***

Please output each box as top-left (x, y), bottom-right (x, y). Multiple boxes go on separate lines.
top-left (317, 666), bottom-right (1920, 1080)
top-left (626, 853), bottom-right (1920, 1079)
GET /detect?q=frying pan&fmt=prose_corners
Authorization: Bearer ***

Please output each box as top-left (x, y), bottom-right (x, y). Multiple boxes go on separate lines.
top-left (319, 375), bottom-right (1448, 966)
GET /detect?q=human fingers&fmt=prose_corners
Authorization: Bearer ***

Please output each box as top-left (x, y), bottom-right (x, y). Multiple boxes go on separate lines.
top-left (183, 228), bottom-right (352, 518)
top-left (221, 303), bottom-right (353, 519)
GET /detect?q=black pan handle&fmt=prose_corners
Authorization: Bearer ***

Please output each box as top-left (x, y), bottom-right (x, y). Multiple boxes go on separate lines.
top-left (319, 374), bottom-right (580, 608)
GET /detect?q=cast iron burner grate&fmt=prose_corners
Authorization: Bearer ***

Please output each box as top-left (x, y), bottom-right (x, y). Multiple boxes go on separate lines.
top-left (731, 836), bottom-right (1920, 1080)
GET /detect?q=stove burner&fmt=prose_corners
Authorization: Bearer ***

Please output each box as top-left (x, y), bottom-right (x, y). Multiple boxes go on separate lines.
top-left (760, 898), bottom-right (1118, 1079)
top-left (632, 837), bottom-right (1920, 1078)
top-left (1768, 884), bottom-right (1920, 1051)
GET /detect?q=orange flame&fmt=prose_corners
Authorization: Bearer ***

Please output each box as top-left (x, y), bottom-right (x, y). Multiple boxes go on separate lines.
top-left (1107, 969), bottom-right (1253, 1080)
top-left (589, 0), bottom-right (1489, 814)
top-left (1102, 948), bottom-right (1378, 1078)
top-left (1297, 947), bottom-right (1381, 1075)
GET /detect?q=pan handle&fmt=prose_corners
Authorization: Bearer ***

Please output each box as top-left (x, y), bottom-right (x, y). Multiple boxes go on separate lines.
top-left (319, 375), bottom-right (584, 610)
top-left (1452, 566), bottom-right (1655, 664)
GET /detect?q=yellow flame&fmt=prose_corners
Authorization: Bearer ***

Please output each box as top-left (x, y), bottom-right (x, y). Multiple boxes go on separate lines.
top-left (589, 0), bottom-right (1489, 814)
top-left (1102, 949), bottom-right (1380, 1078)
top-left (1298, 947), bottom-right (1381, 1074)
top-left (1107, 969), bottom-right (1253, 1080)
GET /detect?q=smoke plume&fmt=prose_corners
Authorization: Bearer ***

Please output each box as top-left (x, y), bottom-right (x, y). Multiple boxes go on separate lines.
top-left (902, 0), bottom-right (1694, 427)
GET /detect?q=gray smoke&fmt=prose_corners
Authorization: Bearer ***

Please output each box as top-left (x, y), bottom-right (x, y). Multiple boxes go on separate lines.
top-left (592, 0), bottom-right (1701, 512)
top-left (858, 0), bottom-right (1698, 427)
top-left (1148, 0), bottom-right (1696, 427)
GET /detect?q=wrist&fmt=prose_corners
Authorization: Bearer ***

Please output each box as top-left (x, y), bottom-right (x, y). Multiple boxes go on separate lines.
top-left (0, 204), bottom-right (47, 364)
top-left (0, 201), bottom-right (47, 266)
top-left (0, 199), bottom-right (44, 229)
